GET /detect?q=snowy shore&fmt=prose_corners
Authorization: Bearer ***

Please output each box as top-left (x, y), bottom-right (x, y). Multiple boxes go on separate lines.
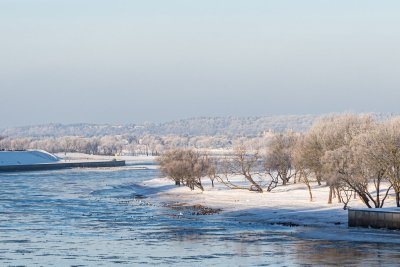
top-left (142, 177), bottom-right (366, 227)
top-left (141, 177), bottom-right (400, 244)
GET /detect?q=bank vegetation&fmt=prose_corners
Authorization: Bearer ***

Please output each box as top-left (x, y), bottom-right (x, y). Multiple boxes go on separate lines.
top-left (158, 114), bottom-right (400, 209)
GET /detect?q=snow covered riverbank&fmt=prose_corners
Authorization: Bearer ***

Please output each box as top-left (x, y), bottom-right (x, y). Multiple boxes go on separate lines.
top-left (142, 177), bottom-right (400, 228)
top-left (141, 177), bottom-right (400, 244)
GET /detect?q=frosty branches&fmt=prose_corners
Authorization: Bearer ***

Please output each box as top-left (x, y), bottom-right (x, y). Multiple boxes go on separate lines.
top-left (157, 149), bottom-right (212, 191)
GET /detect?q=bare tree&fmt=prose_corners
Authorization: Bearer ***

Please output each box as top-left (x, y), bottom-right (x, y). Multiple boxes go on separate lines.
top-left (264, 132), bottom-right (297, 188)
top-left (323, 143), bottom-right (391, 209)
top-left (293, 135), bottom-right (315, 201)
top-left (306, 114), bottom-right (375, 204)
top-left (293, 131), bottom-right (325, 186)
top-left (211, 155), bottom-right (252, 191)
top-left (337, 183), bottom-right (353, 210)
top-left (213, 146), bottom-right (265, 192)
top-left (157, 149), bottom-right (211, 191)
top-left (355, 119), bottom-right (400, 206)
top-left (228, 146), bottom-right (265, 192)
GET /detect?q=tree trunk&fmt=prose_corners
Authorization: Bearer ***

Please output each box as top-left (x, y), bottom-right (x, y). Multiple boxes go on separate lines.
top-left (245, 175), bottom-right (263, 193)
top-left (306, 183), bottom-right (313, 202)
top-left (357, 191), bottom-right (372, 208)
top-left (336, 188), bottom-right (342, 203)
top-left (316, 174), bottom-right (322, 186)
top-left (328, 186), bottom-right (333, 204)
top-left (196, 180), bottom-right (204, 191)
top-left (376, 184), bottom-right (380, 208)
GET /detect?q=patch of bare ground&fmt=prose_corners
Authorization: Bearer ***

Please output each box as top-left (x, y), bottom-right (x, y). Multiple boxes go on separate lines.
top-left (165, 202), bottom-right (222, 215)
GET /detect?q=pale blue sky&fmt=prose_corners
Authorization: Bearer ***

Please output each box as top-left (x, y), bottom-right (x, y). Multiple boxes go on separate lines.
top-left (1, 1), bottom-right (400, 127)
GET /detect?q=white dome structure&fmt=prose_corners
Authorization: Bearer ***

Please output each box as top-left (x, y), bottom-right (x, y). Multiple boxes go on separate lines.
top-left (0, 150), bottom-right (60, 166)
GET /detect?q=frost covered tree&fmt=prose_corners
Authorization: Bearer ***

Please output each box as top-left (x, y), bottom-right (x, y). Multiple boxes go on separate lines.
top-left (382, 124), bottom-right (400, 206)
top-left (349, 130), bottom-right (392, 208)
top-left (293, 135), bottom-right (315, 201)
top-left (157, 149), bottom-right (211, 191)
top-left (316, 114), bottom-right (393, 208)
top-left (214, 145), bottom-right (265, 192)
top-left (362, 118), bottom-right (400, 207)
top-left (293, 130), bottom-right (325, 186)
top-left (301, 114), bottom-right (374, 204)
top-left (322, 147), bottom-right (360, 207)
top-left (264, 132), bottom-right (298, 189)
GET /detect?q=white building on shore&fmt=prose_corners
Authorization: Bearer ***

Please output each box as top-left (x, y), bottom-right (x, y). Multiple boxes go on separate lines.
top-left (0, 150), bottom-right (60, 166)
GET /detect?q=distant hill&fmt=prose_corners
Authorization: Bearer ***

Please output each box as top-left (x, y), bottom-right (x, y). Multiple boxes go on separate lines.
top-left (0, 115), bottom-right (318, 138)
top-left (149, 115), bottom-right (318, 136)
top-left (1, 113), bottom-right (394, 138)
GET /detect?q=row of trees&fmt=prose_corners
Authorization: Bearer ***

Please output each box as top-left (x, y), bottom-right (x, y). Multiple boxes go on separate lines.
top-left (295, 114), bottom-right (400, 208)
top-left (0, 136), bottom-right (125, 155)
top-left (158, 114), bottom-right (400, 209)
top-left (0, 133), bottom-right (272, 156)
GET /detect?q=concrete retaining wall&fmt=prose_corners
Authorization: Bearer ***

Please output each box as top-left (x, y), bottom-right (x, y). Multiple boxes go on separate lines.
top-left (348, 209), bottom-right (400, 229)
top-left (0, 160), bottom-right (126, 172)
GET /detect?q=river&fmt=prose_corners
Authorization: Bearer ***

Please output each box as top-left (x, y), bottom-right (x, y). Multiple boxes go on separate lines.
top-left (1, 167), bottom-right (400, 266)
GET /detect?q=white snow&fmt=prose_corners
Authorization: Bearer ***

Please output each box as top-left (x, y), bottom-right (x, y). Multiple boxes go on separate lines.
top-left (143, 177), bottom-right (354, 226)
top-left (141, 175), bottom-right (400, 244)
top-left (0, 150), bottom-right (60, 166)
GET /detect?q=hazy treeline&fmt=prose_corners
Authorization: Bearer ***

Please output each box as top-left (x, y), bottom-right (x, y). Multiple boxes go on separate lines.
top-left (0, 115), bottom-right (318, 138)
top-left (158, 114), bottom-right (400, 209)
top-left (1, 117), bottom-right (305, 155)
top-left (0, 115), bottom-right (316, 155)
top-left (3, 114), bottom-right (394, 138)
top-left (0, 134), bottom-right (272, 156)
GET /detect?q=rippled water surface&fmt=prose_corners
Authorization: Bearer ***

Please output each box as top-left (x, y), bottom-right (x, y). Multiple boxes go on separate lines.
top-left (1, 167), bottom-right (400, 266)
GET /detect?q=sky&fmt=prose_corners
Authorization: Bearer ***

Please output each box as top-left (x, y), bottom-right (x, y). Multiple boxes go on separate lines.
top-left (1, 0), bottom-right (400, 127)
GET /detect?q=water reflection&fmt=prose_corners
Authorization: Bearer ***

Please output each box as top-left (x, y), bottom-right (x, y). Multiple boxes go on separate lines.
top-left (294, 241), bottom-right (400, 266)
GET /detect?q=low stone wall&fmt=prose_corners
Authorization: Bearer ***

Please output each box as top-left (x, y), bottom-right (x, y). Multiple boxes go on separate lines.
top-left (348, 209), bottom-right (400, 230)
top-left (0, 160), bottom-right (126, 172)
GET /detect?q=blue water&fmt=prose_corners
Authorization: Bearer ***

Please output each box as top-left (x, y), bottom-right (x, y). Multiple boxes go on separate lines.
top-left (1, 167), bottom-right (400, 266)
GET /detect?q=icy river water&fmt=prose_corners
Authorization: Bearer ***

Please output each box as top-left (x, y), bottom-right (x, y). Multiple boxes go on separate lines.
top-left (1, 166), bottom-right (400, 266)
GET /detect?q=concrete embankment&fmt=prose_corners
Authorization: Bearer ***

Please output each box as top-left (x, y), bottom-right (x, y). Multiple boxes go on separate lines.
top-left (349, 208), bottom-right (400, 230)
top-left (0, 160), bottom-right (126, 172)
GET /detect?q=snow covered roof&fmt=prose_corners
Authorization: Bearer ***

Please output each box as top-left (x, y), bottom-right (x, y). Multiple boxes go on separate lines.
top-left (0, 150), bottom-right (60, 166)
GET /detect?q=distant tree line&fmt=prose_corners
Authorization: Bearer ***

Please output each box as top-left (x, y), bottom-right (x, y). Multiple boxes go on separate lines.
top-left (0, 115), bottom-right (318, 138)
top-left (0, 133), bottom-right (272, 156)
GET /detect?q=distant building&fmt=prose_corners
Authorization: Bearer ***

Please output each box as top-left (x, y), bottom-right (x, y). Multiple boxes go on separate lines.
top-left (0, 150), bottom-right (60, 166)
